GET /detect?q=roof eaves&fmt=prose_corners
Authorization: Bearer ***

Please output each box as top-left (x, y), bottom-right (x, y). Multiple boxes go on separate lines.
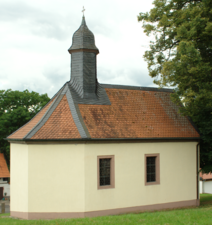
top-left (6, 137), bottom-right (201, 143)
top-left (101, 84), bottom-right (174, 92)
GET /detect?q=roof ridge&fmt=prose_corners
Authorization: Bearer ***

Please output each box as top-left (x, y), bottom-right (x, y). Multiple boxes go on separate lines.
top-left (24, 84), bottom-right (69, 139)
top-left (101, 84), bottom-right (174, 92)
top-left (51, 81), bottom-right (69, 99)
top-left (66, 87), bottom-right (90, 138)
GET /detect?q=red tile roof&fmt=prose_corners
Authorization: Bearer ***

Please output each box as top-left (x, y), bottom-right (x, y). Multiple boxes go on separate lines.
top-left (200, 172), bottom-right (212, 180)
top-left (7, 85), bottom-right (200, 141)
top-left (31, 95), bottom-right (81, 139)
top-left (8, 98), bottom-right (55, 139)
top-left (0, 154), bottom-right (10, 178)
top-left (79, 89), bottom-right (199, 138)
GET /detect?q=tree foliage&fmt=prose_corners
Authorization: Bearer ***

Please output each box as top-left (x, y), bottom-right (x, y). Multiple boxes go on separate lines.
top-left (0, 89), bottom-right (50, 166)
top-left (138, 0), bottom-right (212, 172)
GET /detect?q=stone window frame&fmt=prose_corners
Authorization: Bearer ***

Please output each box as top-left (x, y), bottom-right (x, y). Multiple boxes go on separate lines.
top-left (145, 153), bottom-right (160, 186)
top-left (97, 155), bottom-right (115, 190)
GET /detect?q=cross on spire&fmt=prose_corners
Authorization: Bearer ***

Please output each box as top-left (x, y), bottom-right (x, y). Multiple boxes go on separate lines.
top-left (82, 6), bottom-right (85, 16)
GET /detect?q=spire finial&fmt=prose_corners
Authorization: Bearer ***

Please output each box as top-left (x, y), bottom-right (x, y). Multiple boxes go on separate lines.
top-left (82, 6), bottom-right (85, 16)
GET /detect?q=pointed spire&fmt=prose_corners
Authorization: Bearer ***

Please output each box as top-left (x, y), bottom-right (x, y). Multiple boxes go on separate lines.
top-left (81, 16), bottom-right (86, 26)
top-left (81, 7), bottom-right (86, 26)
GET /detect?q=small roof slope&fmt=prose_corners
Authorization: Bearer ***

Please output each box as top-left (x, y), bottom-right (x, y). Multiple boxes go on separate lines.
top-left (0, 153), bottom-right (10, 178)
top-left (8, 97), bottom-right (56, 139)
top-left (7, 83), bottom-right (200, 141)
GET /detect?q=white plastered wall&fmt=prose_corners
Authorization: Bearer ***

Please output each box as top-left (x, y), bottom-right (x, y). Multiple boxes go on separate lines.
top-left (200, 180), bottom-right (212, 194)
top-left (0, 182), bottom-right (10, 196)
top-left (199, 181), bottom-right (203, 194)
top-left (10, 143), bottom-right (85, 213)
top-left (27, 143), bottom-right (85, 212)
top-left (84, 142), bottom-right (197, 212)
top-left (10, 141), bottom-right (197, 213)
top-left (204, 181), bottom-right (212, 194)
top-left (10, 143), bottom-right (28, 212)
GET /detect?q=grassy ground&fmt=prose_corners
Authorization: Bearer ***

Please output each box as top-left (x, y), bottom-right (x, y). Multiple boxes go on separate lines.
top-left (0, 194), bottom-right (212, 225)
top-left (199, 193), bottom-right (212, 205)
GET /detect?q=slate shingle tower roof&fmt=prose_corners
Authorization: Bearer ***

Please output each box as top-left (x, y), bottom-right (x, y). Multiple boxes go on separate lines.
top-left (68, 16), bottom-right (99, 53)
top-left (68, 16), bottom-right (104, 100)
top-left (7, 17), bottom-right (200, 142)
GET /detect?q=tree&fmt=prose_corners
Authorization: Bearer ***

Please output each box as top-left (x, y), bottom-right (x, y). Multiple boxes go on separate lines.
top-left (138, 0), bottom-right (212, 172)
top-left (0, 89), bottom-right (50, 166)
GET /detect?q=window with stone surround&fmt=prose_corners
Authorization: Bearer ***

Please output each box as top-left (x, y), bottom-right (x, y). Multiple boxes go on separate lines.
top-left (97, 155), bottom-right (115, 189)
top-left (145, 154), bottom-right (160, 185)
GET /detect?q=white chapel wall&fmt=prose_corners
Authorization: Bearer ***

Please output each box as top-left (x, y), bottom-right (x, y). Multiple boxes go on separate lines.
top-left (27, 143), bottom-right (85, 213)
top-left (84, 141), bottom-right (198, 212)
top-left (10, 143), bottom-right (29, 212)
top-left (10, 141), bottom-right (198, 214)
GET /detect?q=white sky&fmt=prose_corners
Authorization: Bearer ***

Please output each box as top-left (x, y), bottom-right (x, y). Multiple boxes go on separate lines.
top-left (0, 0), bottom-right (156, 98)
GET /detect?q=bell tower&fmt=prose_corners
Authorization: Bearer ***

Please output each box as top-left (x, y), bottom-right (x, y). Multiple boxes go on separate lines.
top-left (68, 16), bottom-right (99, 98)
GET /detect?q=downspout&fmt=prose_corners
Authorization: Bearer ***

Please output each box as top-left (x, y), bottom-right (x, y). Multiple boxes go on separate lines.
top-left (196, 142), bottom-right (200, 206)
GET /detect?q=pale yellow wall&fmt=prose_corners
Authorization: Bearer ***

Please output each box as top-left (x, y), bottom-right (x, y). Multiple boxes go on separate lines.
top-left (11, 141), bottom-right (197, 214)
top-left (10, 143), bottom-right (28, 212)
top-left (84, 142), bottom-right (197, 212)
top-left (27, 144), bottom-right (85, 212)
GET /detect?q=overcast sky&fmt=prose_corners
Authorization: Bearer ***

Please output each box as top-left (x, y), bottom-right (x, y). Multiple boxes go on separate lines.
top-left (0, 0), bottom-right (156, 98)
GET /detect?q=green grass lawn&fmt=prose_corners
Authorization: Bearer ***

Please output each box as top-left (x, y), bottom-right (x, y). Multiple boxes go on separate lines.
top-left (0, 194), bottom-right (212, 225)
top-left (200, 193), bottom-right (212, 205)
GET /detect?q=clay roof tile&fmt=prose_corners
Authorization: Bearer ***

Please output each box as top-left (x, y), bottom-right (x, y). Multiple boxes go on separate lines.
top-left (0, 154), bottom-right (10, 178)
top-left (6, 85), bottom-right (200, 141)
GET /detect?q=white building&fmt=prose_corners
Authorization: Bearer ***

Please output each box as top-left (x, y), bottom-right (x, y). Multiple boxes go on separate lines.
top-left (199, 172), bottom-right (212, 194)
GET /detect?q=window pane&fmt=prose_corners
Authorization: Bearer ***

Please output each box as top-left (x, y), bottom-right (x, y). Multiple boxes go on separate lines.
top-left (147, 174), bottom-right (151, 182)
top-left (105, 177), bottom-right (110, 185)
top-left (150, 174), bottom-right (155, 181)
top-left (147, 157), bottom-right (156, 182)
top-left (150, 165), bottom-right (155, 173)
top-left (100, 158), bottom-right (111, 186)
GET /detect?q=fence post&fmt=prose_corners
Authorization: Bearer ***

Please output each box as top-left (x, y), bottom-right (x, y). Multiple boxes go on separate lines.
top-left (1, 202), bottom-right (5, 214)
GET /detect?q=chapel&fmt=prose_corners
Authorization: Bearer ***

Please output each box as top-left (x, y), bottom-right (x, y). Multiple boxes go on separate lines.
top-left (7, 16), bottom-right (200, 220)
